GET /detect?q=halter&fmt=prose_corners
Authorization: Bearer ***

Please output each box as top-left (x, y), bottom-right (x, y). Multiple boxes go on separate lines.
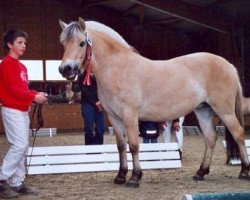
top-left (81, 33), bottom-right (92, 86)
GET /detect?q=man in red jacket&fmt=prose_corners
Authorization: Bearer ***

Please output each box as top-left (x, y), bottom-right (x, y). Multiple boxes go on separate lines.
top-left (0, 29), bottom-right (47, 198)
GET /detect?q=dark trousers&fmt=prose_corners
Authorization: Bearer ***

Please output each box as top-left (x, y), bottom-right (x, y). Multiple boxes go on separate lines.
top-left (81, 103), bottom-right (105, 145)
top-left (143, 138), bottom-right (158, 143)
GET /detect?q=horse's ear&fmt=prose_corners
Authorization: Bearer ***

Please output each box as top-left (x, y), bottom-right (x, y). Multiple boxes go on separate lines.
top-left (78, 17), bottom-right (86, 31)
top-left (59, 19), bottom-right (68, 30)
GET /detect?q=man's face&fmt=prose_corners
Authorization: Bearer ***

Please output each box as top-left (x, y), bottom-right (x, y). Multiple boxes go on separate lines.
top-left (8, 36), bottom-right (27, 58)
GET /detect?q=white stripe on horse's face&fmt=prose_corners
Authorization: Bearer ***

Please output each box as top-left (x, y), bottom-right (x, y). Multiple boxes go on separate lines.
top-left (61, 59), bottom-right (79, 68)
top-left (63, 59), bottom-right (82, 67)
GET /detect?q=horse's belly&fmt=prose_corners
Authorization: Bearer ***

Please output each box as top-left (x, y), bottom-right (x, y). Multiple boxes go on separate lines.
top-left (139, 107), bottom-right (192, 121)
top-left (139, 95), bottom-right (202, 121)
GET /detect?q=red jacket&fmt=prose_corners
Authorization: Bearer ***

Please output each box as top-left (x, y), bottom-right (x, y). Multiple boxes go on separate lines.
top-left (0, 55), bottom-right (37, 111)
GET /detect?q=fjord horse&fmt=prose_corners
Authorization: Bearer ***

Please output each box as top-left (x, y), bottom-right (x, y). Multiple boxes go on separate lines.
top-left (58, 18), bottom-right (250, 187)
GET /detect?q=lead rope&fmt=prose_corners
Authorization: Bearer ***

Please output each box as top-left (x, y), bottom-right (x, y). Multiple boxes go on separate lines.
top-left (27, 103), bottom-right (44, 173)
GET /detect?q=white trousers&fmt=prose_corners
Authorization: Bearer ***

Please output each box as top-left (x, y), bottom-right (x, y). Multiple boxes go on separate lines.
top-left (0, 107), bottom-right (30, 187)
top-left (162, 116), bottom-right (185, 151)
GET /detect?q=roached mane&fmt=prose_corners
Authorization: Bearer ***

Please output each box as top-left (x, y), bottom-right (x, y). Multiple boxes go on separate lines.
top-left (85, 21), bottom-right (131, 49)
top-left (60, 20), bottom-right (131, 49)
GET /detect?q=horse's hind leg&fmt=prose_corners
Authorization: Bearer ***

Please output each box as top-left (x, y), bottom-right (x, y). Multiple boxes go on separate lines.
top-left (108, 115), bottom-right (128, 185)
top-left (219, 114), bottom-right (250, 180)
top-left (193, 106), bottom-right (217, 181)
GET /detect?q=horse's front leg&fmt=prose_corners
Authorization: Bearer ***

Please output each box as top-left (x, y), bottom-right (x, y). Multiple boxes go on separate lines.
top-left (108, 115), bottom-right (128, 185)
top-left (114, 132), bottom-right (128, 185)
top-left (124, 116), bottom-right (142, 188)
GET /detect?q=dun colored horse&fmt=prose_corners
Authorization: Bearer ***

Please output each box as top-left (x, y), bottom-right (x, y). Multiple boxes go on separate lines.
top-left (58, 18), bottom-right (250, 187)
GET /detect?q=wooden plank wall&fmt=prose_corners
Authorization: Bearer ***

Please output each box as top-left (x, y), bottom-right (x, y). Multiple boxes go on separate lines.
top-left (0, 0), bottom-right (239, 61)
top-left (0, 0), bottom-right (83, 60)
top-left (0, 104), bottom-right (112, 134)
top-left (0, 104), bottom-right (83, 134)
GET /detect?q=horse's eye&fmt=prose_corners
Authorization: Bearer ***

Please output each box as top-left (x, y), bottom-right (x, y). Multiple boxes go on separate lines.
top-left (79, 41), bottom-right (85, 47)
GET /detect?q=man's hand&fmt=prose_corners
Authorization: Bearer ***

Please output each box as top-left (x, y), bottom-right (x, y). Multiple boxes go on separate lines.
top-left (95, 101), bottom-right (103, 112)
top-left (160, 122), bottom-right (167, 129)
top-left (34, 92), bottom-right (48, 104)
top-left (172, 121), bottom-right (180, 131)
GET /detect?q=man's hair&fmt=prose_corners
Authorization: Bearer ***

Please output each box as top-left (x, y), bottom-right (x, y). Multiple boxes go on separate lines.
top-left (3, 29), bottom-right (27, 50)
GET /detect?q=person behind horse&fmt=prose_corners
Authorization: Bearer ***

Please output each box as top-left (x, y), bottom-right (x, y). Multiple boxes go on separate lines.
top-left (78, 73), bottom-right (105, 145)
top-left (162, 117), bottom-right (185, 159)
top-left (139, 121), bottom-right (159, 143)
top-left (64, 82), bottom-right (75, 103)
top-left (64, 82), bottom-right (80, 104)
top-left (0, 29), bottom-right (47, 198)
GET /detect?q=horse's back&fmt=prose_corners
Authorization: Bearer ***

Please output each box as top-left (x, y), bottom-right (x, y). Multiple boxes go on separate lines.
top-left (132, 52), bottom-right (240, 121)
top-left (168, 52), bottom-right (235, 73)
top-left (165, 52), bottom-right (239, 90)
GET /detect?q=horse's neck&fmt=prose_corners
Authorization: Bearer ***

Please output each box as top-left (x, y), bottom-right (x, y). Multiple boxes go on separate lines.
top-left (88, 31), bottom-right (166, 84)
top-left (90, 32), bottom-right (131, 72)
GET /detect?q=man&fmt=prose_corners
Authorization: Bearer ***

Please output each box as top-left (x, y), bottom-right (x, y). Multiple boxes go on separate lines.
top-left (0, 29), bottom-right (47, 198)
top-left (162, 117), bottom-right (185, 159)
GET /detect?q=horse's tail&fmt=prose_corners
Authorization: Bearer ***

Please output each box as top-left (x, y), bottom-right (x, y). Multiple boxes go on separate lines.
top-left (225, 79), bottom-right (244, 163)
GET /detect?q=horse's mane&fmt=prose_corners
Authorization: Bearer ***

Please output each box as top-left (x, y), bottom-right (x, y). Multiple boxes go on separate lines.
top-left (86, 21), bottom-right (131, 49)
top-left (60, 20), bottom-right (131, 49)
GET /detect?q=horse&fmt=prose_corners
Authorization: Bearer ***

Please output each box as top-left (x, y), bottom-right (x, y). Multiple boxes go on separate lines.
top-left (58, 17), bottom-right (250, 187)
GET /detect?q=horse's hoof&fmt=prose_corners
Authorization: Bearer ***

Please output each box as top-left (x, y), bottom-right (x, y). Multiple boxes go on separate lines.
top-left (192, 175), bottom-right (204, 181)
top-left (239, 174), bottom-right (250, 181)
top-left (114, 176), bottom-right (126, 185)
top-left (125, 179), bottom-right (140, 188)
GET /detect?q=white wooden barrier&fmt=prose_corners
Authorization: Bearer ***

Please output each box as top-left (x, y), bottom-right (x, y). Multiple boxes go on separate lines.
top-left (182, 125), bottom-right (225, 135)
top-left (29, 128), bottom-right (57, 137)
top-left (183, 126), bottom-right (201, 135)
top-left (215, 125), bottom-right (225, 135)
top-left (27, 143), bottom-right (182, 175)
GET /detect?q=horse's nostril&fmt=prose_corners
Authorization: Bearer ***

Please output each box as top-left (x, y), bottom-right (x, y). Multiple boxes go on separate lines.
top-left (65, 65), bottom-right (71, 71)
top-left (58, 65), bottom-right (70, 77)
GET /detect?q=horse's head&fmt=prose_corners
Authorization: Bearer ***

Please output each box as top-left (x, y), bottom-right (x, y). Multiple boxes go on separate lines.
top-left (58, 17), bottom-right (90, 80)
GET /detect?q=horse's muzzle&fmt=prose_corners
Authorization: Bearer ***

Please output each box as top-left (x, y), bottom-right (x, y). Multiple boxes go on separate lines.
top-left (59, 64), bottom-right (79, 80)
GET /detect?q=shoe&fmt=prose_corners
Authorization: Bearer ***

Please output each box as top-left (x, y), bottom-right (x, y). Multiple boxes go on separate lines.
top-left (12, 182), bottom-right (38, 196)
top-left (0, 180), bottom-right (19, 198)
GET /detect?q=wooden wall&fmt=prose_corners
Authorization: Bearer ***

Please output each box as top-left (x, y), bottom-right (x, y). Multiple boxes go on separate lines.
top-left (0, 105), bottom-right (83, 134)
top-left (0, 0), bottom-right (246, 131)
top-left (0, 0), bottom-right (240, 61)
top-left (0, 104), bottom-right (112, 134)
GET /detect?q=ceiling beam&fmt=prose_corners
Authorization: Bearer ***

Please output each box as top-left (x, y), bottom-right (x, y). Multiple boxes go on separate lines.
top-left (149, 17), bottom-right (182, 25)
top-left (128, 0), bottom-right (232, 34)
top-left (209, 0), bottom-right (233, 6)
top-left (82, 0), bottom-right (110, 7)
top-left (123, 3), bottom-right (141, 16)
